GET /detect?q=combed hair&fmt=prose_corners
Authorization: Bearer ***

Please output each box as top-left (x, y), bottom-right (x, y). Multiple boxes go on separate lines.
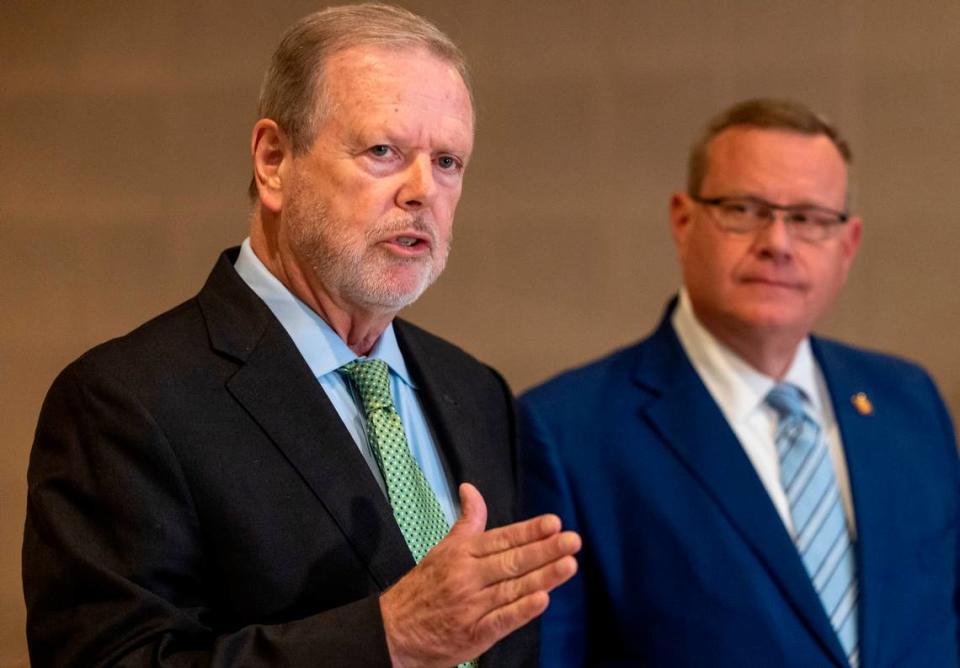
top-left (687, 98), bottom-right (852, 196)
top-left (249, 3), bottom-right (471, 199)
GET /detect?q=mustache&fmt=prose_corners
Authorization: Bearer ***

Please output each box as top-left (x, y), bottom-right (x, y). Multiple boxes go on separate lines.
top-left (369, 215), bottom-right (437, 245)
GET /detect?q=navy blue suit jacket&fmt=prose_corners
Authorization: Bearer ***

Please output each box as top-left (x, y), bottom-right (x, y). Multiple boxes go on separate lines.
top-left (520, 306), bottom-right (959, 667)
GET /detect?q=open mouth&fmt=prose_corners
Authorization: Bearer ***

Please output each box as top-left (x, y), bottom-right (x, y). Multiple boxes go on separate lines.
top-left (384, 233), bottom-right (432, 254)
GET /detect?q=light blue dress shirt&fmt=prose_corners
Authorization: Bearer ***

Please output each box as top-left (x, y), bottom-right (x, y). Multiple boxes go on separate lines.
top-left (233, 238), bottom-right (459, 525)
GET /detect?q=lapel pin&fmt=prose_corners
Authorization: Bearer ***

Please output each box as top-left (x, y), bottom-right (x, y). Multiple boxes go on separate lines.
top-left (851, 392), bottom-right (873, 416)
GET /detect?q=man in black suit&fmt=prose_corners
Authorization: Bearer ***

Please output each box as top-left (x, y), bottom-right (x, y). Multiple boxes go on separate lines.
top-left (23, 5), bottom-right (580, 666)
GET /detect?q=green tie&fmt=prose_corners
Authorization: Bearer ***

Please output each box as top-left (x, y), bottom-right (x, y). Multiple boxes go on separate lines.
top-left (339, 360), bottom-right (479, 668)
top-left (338, 359), bottom-right (450, 562)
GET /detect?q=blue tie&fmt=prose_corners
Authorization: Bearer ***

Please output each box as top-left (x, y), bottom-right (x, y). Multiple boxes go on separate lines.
top-left (767, 383), bottom-right (859, 667)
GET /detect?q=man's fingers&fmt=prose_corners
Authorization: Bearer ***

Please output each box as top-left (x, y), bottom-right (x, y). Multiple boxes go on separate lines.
top-left (472, 513), bottom-right (564, 557)
top-left (460, 554), bottom-right (577, 648)
top-left (447, 482), bottom-right (488, 539)
top-left (476, 529), bottom-right (581, 585)
top-left (382, 504), bottom-right (579, 665)
top-left (473, 590), bottom-right (552, 646)
top-left (484, 551), bottom-right (578, 612)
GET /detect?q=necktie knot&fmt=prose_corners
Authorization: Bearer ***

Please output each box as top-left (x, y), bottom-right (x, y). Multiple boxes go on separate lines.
top-left (766, 382), bottom-right (806, 420)
top-left (338, 358), bottom-right (394, 413)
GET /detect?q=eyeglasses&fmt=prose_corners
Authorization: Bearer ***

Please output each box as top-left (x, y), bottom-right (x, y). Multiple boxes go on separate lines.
top-left (691, 195), bottom-right (849, 243)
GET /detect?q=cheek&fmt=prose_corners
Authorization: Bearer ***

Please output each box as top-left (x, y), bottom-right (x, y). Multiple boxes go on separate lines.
top-left (328, 185), bottom-right (392, 231)
top-left (688, 236), bottom-right (740, 286)
top-left (800, 243), bottom-right (844, 281)
top-left (814, 255), bottom-right (850, 301)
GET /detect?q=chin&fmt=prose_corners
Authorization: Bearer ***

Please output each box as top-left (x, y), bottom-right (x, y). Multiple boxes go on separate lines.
top-left (723, 299), bottom-right (795, 326)
top-left (348, 272), bottom-right (436, 312)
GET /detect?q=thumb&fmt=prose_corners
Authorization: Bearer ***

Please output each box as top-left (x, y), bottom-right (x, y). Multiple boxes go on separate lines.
top-left (449, 482), bottom-right (487, 537)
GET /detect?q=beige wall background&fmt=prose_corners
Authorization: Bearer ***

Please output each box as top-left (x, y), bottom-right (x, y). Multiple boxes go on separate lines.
top-left (3, 1), bottom-right (958, 664)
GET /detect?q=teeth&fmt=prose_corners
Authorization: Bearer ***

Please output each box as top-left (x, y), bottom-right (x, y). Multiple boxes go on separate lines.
top-left (397, 237), bottom-right (417, 247)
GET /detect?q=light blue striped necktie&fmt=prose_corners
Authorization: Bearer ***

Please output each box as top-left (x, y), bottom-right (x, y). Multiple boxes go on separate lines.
top-left (767, 383), bottom-right (860, 667)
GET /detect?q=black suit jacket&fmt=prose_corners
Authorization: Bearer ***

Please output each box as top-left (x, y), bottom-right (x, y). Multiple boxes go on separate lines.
top-left (24, 248), bottom-right (534, 667)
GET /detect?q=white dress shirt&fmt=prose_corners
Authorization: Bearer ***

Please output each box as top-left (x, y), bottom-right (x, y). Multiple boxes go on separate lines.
top-left (671, 289), bottom-right (856, 537)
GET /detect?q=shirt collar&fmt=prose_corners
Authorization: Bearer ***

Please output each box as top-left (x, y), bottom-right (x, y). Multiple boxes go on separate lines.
top-left (781, 338), bottom-right (821, 416)
top-left (673, 288), bottom-right (819, 420)
top-left (233, 238), bottom-right (416, 387)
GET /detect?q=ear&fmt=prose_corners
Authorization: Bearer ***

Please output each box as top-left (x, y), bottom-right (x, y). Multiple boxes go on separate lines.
top-left (838, 214), bottom-right (863, 269)
top-left (669, 191), bottom-right (696, 255)
top-left (251, 119), bottom-right (290, 213)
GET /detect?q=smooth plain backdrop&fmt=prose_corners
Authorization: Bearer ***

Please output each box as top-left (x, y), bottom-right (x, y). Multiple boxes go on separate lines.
top-left (3, 2), bottom-right (959, 665)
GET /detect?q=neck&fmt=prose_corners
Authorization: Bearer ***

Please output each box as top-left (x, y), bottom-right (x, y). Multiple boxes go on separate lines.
top-left (250, 210), bottom-right (396, 356)
top-left (690, 308), bottom-right (802, 380)
top-left (721, 333), bottom-right (799, 379)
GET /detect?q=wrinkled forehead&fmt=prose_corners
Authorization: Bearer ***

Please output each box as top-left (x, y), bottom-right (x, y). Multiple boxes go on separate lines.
top-left (323, 45), bottom-right (474, 127)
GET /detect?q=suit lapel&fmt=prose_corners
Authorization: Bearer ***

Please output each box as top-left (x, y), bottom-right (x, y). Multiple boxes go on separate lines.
top-left (636, 312), bottom-right (848, 667)
top-left (813, 339), bottom-right (891, 667)
top-left (394, 321), bottom-right (512, 530)
top-left (198, 250), bottom-right (415, 588)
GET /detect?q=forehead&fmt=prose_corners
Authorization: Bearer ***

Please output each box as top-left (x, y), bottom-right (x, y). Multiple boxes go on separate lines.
top-left (702, 127), bottom-right (849, 206)
top-left (320, 45), bottom-right (474, 147)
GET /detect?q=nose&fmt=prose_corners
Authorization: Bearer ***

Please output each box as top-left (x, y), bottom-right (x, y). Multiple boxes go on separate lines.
top-left (396, 155), bottom-right (436, 211)
top-left (752, 212), bottom-right (794, 260)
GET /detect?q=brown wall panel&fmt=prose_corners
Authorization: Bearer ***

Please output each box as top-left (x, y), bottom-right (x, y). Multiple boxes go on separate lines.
top-left (3, 1), bottom-right (958, 664)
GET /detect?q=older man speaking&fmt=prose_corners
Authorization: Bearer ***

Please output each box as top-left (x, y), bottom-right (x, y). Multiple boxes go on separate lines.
top-left (24, 5), bottom-right (580, 667)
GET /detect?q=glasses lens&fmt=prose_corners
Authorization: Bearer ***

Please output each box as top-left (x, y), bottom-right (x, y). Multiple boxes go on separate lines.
top-left (787, 209), bottom-right (843, 242)
top-left (704, 196), bottom-right (845, 241)
top-left (716, 199), bottom-right (763, 232)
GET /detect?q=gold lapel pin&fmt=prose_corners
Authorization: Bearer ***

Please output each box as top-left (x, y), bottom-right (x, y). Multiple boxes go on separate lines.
top-left (851, 392), bottom-right (873, 416)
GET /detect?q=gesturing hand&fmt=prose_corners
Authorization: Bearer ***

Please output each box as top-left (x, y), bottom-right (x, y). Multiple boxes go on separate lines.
top-left (379, 482), bottom-right (581, 668)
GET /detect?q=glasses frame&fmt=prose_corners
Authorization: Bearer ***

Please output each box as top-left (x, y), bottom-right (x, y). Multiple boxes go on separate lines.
top-left (691, 194), bottom-right (850, 243)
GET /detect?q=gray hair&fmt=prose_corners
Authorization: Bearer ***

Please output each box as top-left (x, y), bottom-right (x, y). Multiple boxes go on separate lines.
top-left (249, 3), bottom-right (471, 199)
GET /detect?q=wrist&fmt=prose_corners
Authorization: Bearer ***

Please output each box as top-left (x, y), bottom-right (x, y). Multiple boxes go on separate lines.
top-left (380, 589), bottom-right (412, 668)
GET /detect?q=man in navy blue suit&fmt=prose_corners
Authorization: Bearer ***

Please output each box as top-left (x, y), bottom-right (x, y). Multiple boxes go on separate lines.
top-left (520, 98), bottom-right (959, 667)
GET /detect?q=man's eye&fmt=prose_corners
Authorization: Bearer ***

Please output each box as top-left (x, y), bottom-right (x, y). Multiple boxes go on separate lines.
top-left (722, 202), bottom-right (750, 215)
top-left (368, 145), bottom-right (391, 158)
top-left (436, 155), bottom-right (460, 171)
top-left (786, 211), bottom-right (812, 225)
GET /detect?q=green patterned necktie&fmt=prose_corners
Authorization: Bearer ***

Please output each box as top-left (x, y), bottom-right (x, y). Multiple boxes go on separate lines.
top-left (339, 359), bottom-right (479, 668)
top-left (338, 358), bottom-right (450, 562)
